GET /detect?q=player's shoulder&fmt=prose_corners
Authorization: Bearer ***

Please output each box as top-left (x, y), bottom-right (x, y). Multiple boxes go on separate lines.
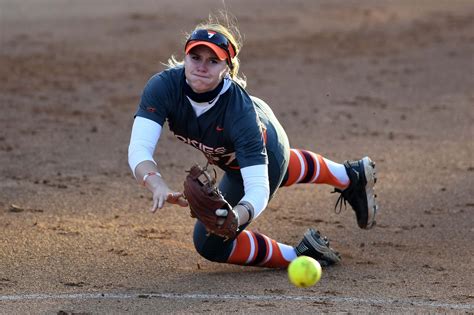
top-left (142, 68), bottom-right (184, 104)
top-left (148, 66), bottom-right (184, 87)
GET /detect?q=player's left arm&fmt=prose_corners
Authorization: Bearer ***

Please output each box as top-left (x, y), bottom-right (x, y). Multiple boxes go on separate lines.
top-left (229, 112), bottom-right (270, 225)
top-left (237, 164), bottom-right (270, 223)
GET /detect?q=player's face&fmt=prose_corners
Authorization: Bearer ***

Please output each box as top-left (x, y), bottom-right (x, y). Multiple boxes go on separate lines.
top-left (184, 46), bottom-right (229, 94)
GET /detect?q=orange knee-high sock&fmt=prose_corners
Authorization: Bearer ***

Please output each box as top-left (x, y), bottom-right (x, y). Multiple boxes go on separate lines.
top-left (226, 230), bottom-right (294, 268)
top-left (282, 149), bottom-right (349, 189)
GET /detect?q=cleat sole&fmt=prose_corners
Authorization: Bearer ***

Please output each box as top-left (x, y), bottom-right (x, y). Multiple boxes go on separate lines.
top-left (362, 156), bottom-right (377, 229)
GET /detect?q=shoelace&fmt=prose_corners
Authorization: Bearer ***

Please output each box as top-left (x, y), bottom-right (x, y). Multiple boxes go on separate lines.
top-left (332, 189), bottom-right (347, 214)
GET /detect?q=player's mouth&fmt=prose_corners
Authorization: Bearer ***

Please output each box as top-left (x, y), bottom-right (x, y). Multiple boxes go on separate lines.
top-left (192, 73), bottom-right (210, 79)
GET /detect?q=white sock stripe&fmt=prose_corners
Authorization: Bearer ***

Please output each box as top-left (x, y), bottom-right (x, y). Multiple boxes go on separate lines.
top-left (278, 242), bottom-right (298, 262)
top-left (260, 234), bottom-right (273, 265)
top-left (244, 231), bottom-right (256, 265)
top-left (309, 152), bottom-right (320, 183)
top-left (292, 149), bottom-right (306, 183)
top-left (228, 238), bottom-right (237, 260)
top-left (324, 157), bottom-right (350, 186)
top-left (260, 234), bottom-right (273, 266)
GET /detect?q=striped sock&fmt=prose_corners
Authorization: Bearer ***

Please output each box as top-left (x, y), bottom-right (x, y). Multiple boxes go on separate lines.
top-left (226, 230), bottom-right (296, 268)
top-left (282, 149), bottom-right (349, 189)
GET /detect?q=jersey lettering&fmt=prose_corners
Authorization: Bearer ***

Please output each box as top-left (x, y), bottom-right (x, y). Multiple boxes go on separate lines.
top-left (175, 134), bottom-right (235, 165)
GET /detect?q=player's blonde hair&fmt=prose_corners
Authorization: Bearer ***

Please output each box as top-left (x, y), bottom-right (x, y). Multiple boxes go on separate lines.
top-left (165, 12), bottom-right (247, 88)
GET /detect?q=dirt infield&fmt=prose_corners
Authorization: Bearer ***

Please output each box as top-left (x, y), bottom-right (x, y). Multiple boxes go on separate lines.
top-left (1, 0), bottom-right (473, 313)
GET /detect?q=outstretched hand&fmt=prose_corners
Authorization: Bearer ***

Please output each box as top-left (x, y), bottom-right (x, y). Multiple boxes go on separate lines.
top-left (150, 185), bottom-right (188, 213)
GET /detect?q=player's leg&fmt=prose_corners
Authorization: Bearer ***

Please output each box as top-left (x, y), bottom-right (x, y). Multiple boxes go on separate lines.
top-left (225, 225), bottom-right (340, 268)
top-left (281, 149), bottom-right (378, 229)
top-left (194, 222), bottom-right (296, 268)
top-left (281, 149), bottom-right (349, 188)
top-left (194, 218), bottom-right (341, 267)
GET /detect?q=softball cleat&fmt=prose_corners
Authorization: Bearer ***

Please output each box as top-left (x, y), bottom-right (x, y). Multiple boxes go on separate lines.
top-left (294, 228), bottom-right (341, 267)
top-left (334, 156), bottom-right (378, 229)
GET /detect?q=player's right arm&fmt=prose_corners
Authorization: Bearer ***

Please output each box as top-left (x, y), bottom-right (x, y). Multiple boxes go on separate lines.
top-left (128, 71), bottom-right (187, 212)
top-left (128, 117), bottom-right (188, 212)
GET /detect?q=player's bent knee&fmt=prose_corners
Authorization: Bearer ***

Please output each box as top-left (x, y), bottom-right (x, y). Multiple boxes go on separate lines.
top-left (193, 220), bottom-right (233, 263)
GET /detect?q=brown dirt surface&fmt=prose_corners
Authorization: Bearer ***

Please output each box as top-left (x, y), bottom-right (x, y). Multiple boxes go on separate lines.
top-left (1, 0), bottom-right (473, 313)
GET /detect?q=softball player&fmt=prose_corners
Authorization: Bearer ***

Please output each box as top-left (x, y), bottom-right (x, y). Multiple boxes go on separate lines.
top-left (128, 18), bottom-right (377, 268)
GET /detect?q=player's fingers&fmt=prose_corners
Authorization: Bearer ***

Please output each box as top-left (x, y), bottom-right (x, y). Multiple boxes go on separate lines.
top-left (150, 198), bottom-right (159, 213)
top-left (158, 195), bottom-right (165, 209)
top-left (215, 209), bottom-right (228, 217)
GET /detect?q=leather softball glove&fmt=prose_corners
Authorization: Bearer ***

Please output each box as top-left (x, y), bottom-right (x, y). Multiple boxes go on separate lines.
top-left (183, 164), bottom-right (239, 240)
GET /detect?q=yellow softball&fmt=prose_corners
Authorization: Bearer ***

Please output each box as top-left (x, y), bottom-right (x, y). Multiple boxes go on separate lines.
top-left (288, 256), bottom-right (322, 288)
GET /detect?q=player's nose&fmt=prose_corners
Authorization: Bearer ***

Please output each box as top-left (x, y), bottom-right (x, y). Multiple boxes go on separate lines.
top-left (196, 60), bottom-right (208, 72)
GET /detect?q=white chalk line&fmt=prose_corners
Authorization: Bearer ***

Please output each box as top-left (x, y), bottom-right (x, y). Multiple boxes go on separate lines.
top-left (0, 292), bottom-right (473, 310)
